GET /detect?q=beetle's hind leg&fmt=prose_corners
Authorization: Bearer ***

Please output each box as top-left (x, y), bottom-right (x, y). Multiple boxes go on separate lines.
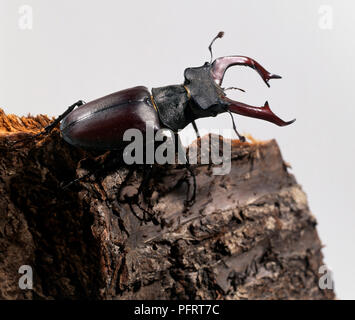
top-left (39, 100), bottom-right (86, 137)
top-left (10, 99), bottom-right (85, 147)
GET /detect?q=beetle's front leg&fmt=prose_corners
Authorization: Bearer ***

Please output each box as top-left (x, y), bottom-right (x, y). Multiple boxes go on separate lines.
top-left (227, 111), bottom-right (246, 142)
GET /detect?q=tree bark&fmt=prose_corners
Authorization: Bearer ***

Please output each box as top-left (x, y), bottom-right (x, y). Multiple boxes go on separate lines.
top-left (0, 109), bottom-right (335, 300)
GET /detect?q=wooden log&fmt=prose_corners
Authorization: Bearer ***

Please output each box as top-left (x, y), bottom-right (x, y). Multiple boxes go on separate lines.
top-left (0, 109), bottom-right (335, 300)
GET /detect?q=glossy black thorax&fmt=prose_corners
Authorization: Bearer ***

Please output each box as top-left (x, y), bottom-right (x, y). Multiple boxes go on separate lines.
top-left (152, 63), bottom-right (228, 132)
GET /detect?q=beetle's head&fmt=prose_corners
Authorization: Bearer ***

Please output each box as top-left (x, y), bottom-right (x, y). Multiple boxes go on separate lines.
top-left (183, 32), bottom-right (295, 126)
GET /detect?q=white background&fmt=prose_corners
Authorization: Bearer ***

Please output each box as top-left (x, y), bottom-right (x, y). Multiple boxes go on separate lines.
top-left (0, 0), bottom-right (354, 299)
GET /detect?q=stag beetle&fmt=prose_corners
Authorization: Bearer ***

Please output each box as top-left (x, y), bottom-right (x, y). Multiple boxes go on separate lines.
top-left (26, 31), bottom-right (294, 151)
top-left (14, 32), bottom-right (295, 204)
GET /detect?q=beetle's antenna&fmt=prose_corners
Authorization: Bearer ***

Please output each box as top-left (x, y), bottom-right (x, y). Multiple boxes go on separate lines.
top-left (208, 31), bottom-right (224, 63)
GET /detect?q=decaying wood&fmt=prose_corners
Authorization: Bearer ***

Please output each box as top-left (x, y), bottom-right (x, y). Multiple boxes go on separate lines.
top-left (0, 109), bottom-right (335, 300)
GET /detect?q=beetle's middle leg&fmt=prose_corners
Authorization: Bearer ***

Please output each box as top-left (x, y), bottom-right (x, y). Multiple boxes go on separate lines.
top-left (191, 120), bottom-right (200, 139)
top-left (174, 133), bottom-right (196, 207)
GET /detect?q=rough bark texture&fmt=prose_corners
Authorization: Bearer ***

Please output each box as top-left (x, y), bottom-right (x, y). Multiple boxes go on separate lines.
top-left (0, 109), bottom-right (335, 300)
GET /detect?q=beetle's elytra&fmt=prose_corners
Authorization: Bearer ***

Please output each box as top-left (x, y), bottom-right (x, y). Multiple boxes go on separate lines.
top-left (60, 86), bottom-right (160, 150)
